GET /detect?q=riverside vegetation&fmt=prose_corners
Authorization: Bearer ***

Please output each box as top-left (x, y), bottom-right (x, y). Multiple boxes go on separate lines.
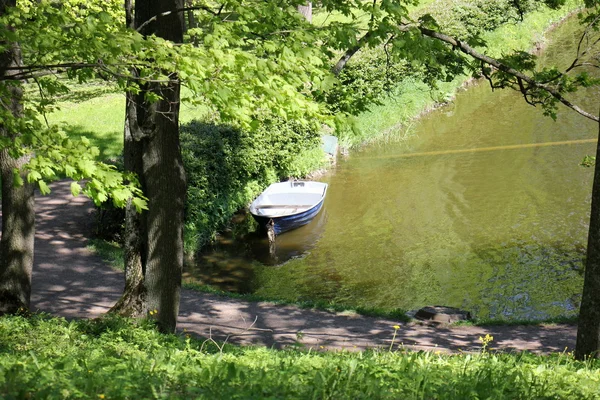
top-left (1, 313), bottom-right (599, 399)
top-left (52, 0), bottom-right (583, 254)
top-left (81, 0), bottom-right (582, 302)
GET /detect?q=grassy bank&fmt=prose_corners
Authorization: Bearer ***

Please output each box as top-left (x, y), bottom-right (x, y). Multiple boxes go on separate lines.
top-left (343, 0), bottom-right (581, 148)
top-left (1, 314), bottom-right (598, 399)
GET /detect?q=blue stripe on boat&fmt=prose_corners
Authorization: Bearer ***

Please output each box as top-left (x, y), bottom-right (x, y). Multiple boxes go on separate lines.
top-left (249, 181), bottom-right (328, 235)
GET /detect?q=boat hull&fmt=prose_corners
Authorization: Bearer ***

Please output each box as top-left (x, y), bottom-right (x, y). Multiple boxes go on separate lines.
top-left (249, 181), bottom-right (328, 235)
top-left (252, 198), bottom-right (325, 235)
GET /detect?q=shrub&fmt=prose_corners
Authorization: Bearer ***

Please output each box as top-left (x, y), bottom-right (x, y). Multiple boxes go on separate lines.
top-left (420, 0), bottom-right (540, 38)
top-left (181, 118), bottom-right (323, 250)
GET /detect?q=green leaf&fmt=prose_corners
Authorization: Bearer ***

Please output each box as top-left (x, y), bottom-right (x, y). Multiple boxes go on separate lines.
top-left (12, 169), bottom-right (24, 187)
top-left (38, 180), bottom-right (51, 195)
top-left (70, 182), bottom-right (81, 197)
top-left (131, 197), bottom-right (148, 212)
top-left (27, 170), bottom-right (42, 183)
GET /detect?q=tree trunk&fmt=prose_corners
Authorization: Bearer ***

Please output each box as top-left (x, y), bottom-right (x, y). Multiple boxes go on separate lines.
top-left (142, 80), bottom-right (186, 334)
top-left (0, 152), bottom-right (35, 315)
top-left (297, 2), bottom-right (312, 23)
top-left (112, 0), bottom-right (186, 334)
top-left (575, 112), bottom-right (600, 360)
top-left (0, 0), bottom-right (36, 315)
top-left (109, 93), bottom-right (147, 317)
top-left (109, 0), bottom-right (148, 318)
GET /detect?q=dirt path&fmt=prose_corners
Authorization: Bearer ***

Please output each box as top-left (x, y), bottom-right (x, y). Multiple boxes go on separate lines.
top-left (26, 181), bottom-right (577, 353)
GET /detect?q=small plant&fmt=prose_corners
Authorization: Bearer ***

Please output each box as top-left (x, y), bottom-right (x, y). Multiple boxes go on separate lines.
top-left (389, 325), bottom-right (401, 351)
top-left (479, 333), bottom-right (494, 353)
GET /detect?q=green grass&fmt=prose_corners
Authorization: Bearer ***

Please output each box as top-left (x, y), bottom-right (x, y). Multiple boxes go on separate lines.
top-left (1, 314), bottom-right (599, 399)
top-left (46, 85), bottom-right (211, 160)
top-left (452, 315), bottom-right (579, 327)
top-left (87, 239), bottom-right (124, 270)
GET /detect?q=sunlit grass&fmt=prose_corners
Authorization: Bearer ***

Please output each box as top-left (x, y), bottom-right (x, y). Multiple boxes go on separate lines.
top-left (1, 314), bottom-right (598, 399)
top-left (46, 85), bottom-right (211, 160)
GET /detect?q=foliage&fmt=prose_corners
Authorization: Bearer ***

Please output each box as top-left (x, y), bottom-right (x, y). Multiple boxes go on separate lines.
top-left (318, 47), bottom-right (411, 115)
top-left (1, 314), bottom-right (599, 399)
top-left (342, 0), bottom-right (582, 148)
top-left (181, 119), bottom-right (323, 248)
top-left (420, 0), bottom-right (540, 38)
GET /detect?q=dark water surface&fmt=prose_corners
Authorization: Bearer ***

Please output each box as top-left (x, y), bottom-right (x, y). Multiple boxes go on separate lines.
top-left (186, 18), bottom-right (599, 320)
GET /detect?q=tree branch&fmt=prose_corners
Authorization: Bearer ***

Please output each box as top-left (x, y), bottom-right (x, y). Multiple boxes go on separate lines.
top-left (567, 13), bottom-right (600, 73)
top-left (415, 26), bottom-right (599, 123)
top-left (332, 30), bottom-right (375, 76)
top-left (136, 6), bottom-right (220, 33)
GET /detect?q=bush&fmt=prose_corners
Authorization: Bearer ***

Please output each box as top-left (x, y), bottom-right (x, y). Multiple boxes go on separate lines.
top-left (181, 118), bottom-right (323, 250)
top-left (420, 0), bottom-right (540, 38)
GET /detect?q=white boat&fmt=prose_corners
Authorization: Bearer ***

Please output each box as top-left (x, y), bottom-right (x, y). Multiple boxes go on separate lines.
top-left (249, 181), bottom-right (328, 235)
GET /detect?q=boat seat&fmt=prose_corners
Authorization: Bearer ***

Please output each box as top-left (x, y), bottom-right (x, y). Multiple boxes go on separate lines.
top-left (255, 205), bottom-right (313, 209)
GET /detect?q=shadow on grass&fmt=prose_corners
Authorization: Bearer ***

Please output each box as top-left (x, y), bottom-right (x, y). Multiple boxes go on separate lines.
top-left (62, 125), bottom-right (122, 161)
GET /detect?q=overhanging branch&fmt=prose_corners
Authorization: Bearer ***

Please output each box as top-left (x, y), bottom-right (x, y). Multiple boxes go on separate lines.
top-left (415, 26), bottom-right (599, 123)
top-left (332, 30), bottom-right (375, 76)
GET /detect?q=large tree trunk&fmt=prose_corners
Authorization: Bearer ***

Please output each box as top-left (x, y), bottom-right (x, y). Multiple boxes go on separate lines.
top-left (575, 114), bottom-right (600, 360)
top-left (109, 93), bottom-right (147, 317)
top-left (0, 0), bottom-right (36, 315)
top-left (112, 0), bottom-right (186, 334)
top-left (141, 80), bottom-right (185, 333)
top-left (0, 153), bottom-right (35, 315)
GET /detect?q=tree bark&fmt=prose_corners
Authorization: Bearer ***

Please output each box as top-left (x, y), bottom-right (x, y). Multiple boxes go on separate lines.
top-left (112, 0), bottom-right (186, 334)
top-left (297, 2), bottom-right (312, 23)
top-left (141, 80), bottom-right (186, 333)
top-left (0, 0), bottom-right (36, 315)
top-left (109, 93), bottom-right (147, 318)
top-left (0, 152), bottom-right (35, 315)
top-left (575, 109), bottom-right (600, 360)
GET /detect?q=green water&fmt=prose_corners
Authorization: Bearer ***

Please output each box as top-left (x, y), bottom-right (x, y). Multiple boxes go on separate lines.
top-left (189, 18), bottom-right (599, 320)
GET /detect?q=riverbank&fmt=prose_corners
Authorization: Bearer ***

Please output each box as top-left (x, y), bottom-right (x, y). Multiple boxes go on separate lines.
top-left (342, 0), bottom-right (581, 149)
top-left (26, 181), bottom-right (579, 352)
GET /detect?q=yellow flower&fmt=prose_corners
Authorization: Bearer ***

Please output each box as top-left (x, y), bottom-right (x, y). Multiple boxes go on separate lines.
top-left (98, 395), bottom-right (105, 399)
top-left (393, 325), bottom-right (400, 330)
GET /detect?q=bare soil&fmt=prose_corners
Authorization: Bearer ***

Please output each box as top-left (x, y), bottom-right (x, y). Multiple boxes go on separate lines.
top-left (23, 181), bottom-right (578, 353)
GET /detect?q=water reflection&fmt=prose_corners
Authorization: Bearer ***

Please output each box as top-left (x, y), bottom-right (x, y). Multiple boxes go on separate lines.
top-left (184, 207), bottom-right (328, 292)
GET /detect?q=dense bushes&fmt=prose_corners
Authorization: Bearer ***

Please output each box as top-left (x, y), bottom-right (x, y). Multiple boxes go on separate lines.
top-left (419, 0), bottom-right (540, 38)
top-left (181, 118), bottom-right (325, 249)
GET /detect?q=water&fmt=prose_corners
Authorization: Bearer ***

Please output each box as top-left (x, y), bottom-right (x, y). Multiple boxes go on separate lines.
top-left (186, 17), bottom-right (599, 320)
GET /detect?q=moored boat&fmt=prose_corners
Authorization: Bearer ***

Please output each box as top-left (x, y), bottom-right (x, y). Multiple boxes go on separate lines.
top-left (249, 181), bottom-right (328, 236)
